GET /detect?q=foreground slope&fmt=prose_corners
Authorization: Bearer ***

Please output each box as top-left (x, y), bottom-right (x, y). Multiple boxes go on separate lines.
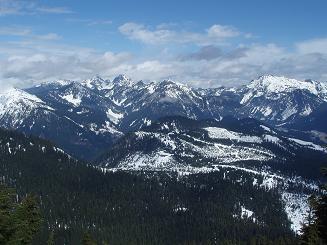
top-left (0, 127), bottom-right (299, 244)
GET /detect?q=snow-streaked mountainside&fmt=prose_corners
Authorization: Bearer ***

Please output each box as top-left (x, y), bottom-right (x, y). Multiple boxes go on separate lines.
top-left (97, 116), bottom-right (325, 234)
top-left (0, 127), bottom-right (311, 237)
top-left (98, 116), bottom-right (326, 177)
top-left (239, 75), bottom-right (327, 126)
top-left (0, 88), bottom-right (54, 128)
top-left (1, 84), bottom-right (122, 160)
top-left (0, 127), bottom-right (73, 163)
top-left (245, 75), bottom-right (327, 98)
top-left (0, 122), bottom-right (322, 234)
top-left (0, 74), bottom-right (327, 160)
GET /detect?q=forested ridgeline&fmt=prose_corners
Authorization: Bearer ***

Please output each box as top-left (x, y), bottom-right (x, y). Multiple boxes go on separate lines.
top-left (0, 128), bottom-right (299, 244)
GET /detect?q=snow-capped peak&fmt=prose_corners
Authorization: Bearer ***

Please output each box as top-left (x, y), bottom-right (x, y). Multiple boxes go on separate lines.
top-left (240, 75), bottom-right (327, 105)
top-left (160, 79), bottom-right (185, 87)
top-left (81, 75), bottom-right (109, 90)
top-left (112, 74), bottom-right (134, 86)
top-left (0, 88), bottom-right (53, 127)
top-left (0, 88), bottom-right (43, 105)
top-left (248, 75), bottom-right (326, 96)
top-left (39, 79), bottom-right (73, 88)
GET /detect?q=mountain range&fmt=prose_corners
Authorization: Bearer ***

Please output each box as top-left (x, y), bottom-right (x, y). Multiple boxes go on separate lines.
top-left (1, 74), bottom-right (326, 161)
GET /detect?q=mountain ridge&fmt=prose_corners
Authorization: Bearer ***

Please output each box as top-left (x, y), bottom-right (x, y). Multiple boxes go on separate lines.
top-left (1, 74), bottom-right (326, 160)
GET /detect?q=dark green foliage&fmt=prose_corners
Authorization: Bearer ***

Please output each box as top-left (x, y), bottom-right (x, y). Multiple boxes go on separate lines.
top-left (0, 128), bottom-right (298, 244)
top-left (0, 185), bottom-right (16, 244)
top-left (301, 168), bottom-right (327, 245)
top-left (315, 168), bottom-right (327, 243)
top-left (301, 223), bottom-right (321, 245)
top-left (82, 232), bottom-right (97, 245)
top-left (0, 185), bottom-right (41, 244)
top-left (47, 231), bottom-right (55, 245)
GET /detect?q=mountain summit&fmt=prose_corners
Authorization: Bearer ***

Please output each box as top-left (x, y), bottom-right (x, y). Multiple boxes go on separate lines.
top-left (244, 75), bottom-right (327, 100)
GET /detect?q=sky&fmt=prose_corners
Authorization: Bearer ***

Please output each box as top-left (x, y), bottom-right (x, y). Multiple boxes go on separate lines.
top-left (0, 0), bottom-right (327, 89)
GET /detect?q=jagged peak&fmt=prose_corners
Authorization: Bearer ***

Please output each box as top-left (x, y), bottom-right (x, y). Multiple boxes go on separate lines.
top-left (155, 79), bottom-right (193, 93)
top-left (160, 79), bottom-right (184, 86)
top-left (81, 75), bottom-right (109, 89)
top-left (112, 74), bottom-right (134, 86)
top-left (39, 79), bottom-right (74, 87)
top-left (90, 74), bottom-right (104, 81)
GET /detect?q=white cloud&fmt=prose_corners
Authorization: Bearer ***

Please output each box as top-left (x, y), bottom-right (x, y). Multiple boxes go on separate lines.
top-left (66, 18), bottom-right (113, 27)
top-left (36, 33), bottom-right (61, 40)
top-left (36, 6), bottom-right (73, 14)
top-left (0, 0), bottom-right (31, 16)
top-left (119, 22), bottom-right (175, 45)
top-left (0, 26), bottom-right (31, 36)
top-left (207, 24), bottom-right (239, 38)
top-left (0, 40), bottom-right (135, 89)
top-left (0, 26), bottom-right (61, 40)
top-left (296, 38), bottom-right (327, 54)
top-left (0, 22), bottom-right (326, 90)
top-left (119, 22), bottom-right (241, 46)
top-left (87, 20), bottom-right (112, 26)
top-left (0, 0), bottom-right (72, 16)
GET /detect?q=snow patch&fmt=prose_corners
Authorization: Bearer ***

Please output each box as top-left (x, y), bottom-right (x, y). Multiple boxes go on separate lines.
top-left (204, 127), bottom-right (262, 143)
top-left (282, 192), bottom-right (310, 234)
top-left (60, 93), bottom-right (82, 107)
top-left (288, 137), bottom-right (326, 152)
top-left (106, 108), bottom-right (124, 124)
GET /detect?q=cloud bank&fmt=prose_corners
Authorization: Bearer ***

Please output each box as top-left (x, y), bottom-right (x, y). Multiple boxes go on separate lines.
top-left (0, 20), bottom-right (326, 90)
top-left (118, 22), bottom-right (241, 45)
top-left (0, 0), bottom-right (72, 16)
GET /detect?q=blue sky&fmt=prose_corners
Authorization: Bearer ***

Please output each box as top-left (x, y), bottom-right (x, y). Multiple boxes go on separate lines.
top-left (0, 0), bottom-right (327, 88)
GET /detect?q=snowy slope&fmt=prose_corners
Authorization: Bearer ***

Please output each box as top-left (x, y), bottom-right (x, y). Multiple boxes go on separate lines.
top-left (1, 85), bottom-right (123, 160)
top-left (0, 88), bottom-right (54, 128)
top-left (243, 75), bottom-right (327, 101)
top-left (99, 116), bottom-right (326, 175)
top-left (98, 116), bottom-right (325, 234)
top-left (238, 75), bottom-right (327, 125)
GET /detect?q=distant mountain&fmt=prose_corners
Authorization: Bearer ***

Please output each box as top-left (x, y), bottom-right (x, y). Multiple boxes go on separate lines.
top-left (97, 116), bottom-right (326, 179)
top-left (0, 85), bottom-right (120, 160)
top-left (289, 103), bottom-right (327, 134)
top-left (111, 79), bottom-right (213, 131)
top-left (238, 75), bottom-right (327, 126)
top-left (0, 74), bottom-right (326, 160)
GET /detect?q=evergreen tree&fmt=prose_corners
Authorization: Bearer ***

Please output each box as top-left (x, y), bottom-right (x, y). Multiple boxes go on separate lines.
top-left (0, 185), bottom-right (15, 244)
top-left (315, 168), bottom-right (327, 243)
top-left (11, 194), bottom-right (42, 244)
top-left (0, 185), bottom-right (42, 244)
top-left (82, 232), bottom-right (96, 245)
top-left (47, 231), bottom-right (55, 245)
top-left (301, 167), bottom-right (327, 245)
top-left (301, 223), bottom-right (320, 245)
